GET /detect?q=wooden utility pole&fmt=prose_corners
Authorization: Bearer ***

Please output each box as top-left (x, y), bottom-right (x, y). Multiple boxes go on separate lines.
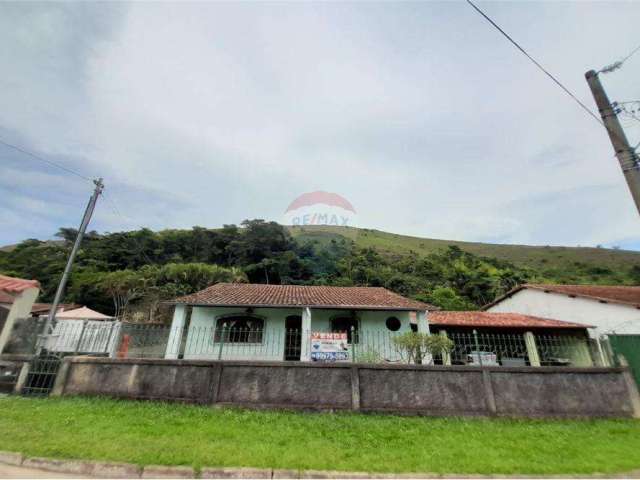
top-left (38, 178), bottom-right (104, 354)
top-left (585, 70), bottom-right (640, 215)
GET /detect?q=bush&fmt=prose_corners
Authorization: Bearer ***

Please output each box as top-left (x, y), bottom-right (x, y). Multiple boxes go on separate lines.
top-left (392, 332), bottom-right (454, 365)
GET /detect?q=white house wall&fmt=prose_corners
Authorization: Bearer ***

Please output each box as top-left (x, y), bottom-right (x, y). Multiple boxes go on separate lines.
top-left (487, 289), bottom-right (640, 337)
top-left (0, 286), bottom-right (39, 354)
top-left (182, 306), bottom-right (415, 361)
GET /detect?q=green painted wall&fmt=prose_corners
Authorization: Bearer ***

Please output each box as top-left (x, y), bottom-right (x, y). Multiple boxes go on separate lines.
top-left (183, 306), bottom-right (415, 362)
top-left (609, 335), bottom-right (640, 386)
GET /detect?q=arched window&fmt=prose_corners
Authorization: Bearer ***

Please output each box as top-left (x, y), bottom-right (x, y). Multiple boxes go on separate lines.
top-left (331, 316), bottom-right (359, 344)
top-left (215, 316), bottom-right (264, 343)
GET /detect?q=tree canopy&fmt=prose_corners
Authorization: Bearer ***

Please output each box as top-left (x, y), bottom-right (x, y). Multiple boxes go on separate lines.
top-left (2, 219), bottom-right (635, 322)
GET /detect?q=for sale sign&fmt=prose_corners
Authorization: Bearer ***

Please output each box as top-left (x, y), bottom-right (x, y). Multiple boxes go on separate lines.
top-left (311, 332), bottom-right (350, 362)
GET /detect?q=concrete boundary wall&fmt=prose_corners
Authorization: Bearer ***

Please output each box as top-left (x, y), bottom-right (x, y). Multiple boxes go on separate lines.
top-left (52, 357), bottom-right (640, 418)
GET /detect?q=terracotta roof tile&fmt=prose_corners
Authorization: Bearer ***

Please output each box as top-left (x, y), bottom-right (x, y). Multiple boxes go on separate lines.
top-left (429, 311), bottom-right (591, 329)
top-left (173, 283), bottom-right (433, 311)
top-left (483, 283), bottom-right (640, 310)
top-left (527, 284), bottom-right (640, 307)
top-left (0, 275), bottom-right (39, 294)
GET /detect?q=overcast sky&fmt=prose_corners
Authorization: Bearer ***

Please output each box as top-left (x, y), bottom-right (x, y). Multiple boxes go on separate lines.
top-left (1, 1), bottom-right (640, 249)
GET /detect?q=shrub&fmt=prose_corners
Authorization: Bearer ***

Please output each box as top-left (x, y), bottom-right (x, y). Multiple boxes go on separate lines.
top-left (392, 332), bottom-right (454, 365)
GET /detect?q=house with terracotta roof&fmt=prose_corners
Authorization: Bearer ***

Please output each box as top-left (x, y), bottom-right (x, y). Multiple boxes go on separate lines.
top-left (166, 283), bottom-right (434, 362)
top-left (428, 311), bottom-right (594, 367)
top-left (0, 274), bottom-right (40, 354)
top-left (484, 284), bottom-right (640, 337)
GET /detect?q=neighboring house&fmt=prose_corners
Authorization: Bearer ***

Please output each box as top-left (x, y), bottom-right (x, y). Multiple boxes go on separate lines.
top-left (165, 283), bottom-right (434, 361)
top-left (30, 303), bottom-right (81, 317)
top-left (484, 284), bottom-right (640, 337)
top-left (55, 306), bottom-right (113, 321)
top-left (0, 275), bottom-right (40, 354)
top-left (0, 294), bottom-right (79, 319)
top-left (429, 311), bottom-right (594, 367)
top-left (45, 307), bottom-right (118, 355)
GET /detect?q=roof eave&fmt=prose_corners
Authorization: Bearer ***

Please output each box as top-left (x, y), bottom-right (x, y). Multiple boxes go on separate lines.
top-left (429, 323), bottom-right (591, 329)
top-left (165, 301), bottom-right (432, 311)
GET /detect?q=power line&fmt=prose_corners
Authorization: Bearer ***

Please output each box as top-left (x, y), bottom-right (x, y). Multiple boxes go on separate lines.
top-left (0, 138), bottom-right (93, 182)
top-left (599, 43), bottom-right (640, 74)
top-left (1, 134), bottom-right (157, 266)
top-left (621, 44), bottom-right (640, 64)
top-left (465, 0), bottom-right (604, 127)
top-left (621, 45), bottom-right (640, 63)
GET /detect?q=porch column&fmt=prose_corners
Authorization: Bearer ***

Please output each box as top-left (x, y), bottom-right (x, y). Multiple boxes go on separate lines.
top-left (416, 310), bottom-right (430, 334)
top-left (164, 305), bottom-right (187, 359)
top-left (416, 310), bottom-right (432, 364)
top-left (595, 337), bottom-right (609, 367)
top-left (524, 331), bottom-right (541, 367)
top-left (439, 330), bottom-right (452, 366)
top-left (300, 307), bottom-right (312, 361)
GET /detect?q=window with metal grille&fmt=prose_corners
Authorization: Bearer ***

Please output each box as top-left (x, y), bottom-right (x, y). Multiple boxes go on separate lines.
top-left (214, 316), bottom-right (264, 343)
top-left (331, 317), bottom-right (358, 344)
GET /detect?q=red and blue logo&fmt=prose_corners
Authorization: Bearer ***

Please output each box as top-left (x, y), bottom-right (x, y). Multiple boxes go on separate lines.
top-left (284, 191), bottom-right (357, 227)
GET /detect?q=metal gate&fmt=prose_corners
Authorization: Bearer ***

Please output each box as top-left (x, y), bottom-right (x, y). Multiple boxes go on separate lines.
top-left (607, 334), bottom-right (640, 386)
top-left (22, 353), bottom-right (63, 396)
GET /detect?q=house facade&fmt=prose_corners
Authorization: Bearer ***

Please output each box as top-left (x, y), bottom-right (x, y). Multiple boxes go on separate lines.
top-left (484, 284), bottom-right (640, 337)
top-left (165, 283), bottom-right (433, 362)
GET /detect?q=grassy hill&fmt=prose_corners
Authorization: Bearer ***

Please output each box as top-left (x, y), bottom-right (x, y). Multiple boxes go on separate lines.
top-left (288, 225), bottom-right (640, 275)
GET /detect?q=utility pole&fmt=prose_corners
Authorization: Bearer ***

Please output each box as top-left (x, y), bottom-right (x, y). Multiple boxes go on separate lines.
top-left (38, 178), bottom-right (104, 354)
top-left (585, 70), bottom-right (640, 215)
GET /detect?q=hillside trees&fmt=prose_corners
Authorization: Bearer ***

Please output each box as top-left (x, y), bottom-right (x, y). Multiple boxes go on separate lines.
top-left (0, 220), bottom-right (567, 317)
top-left (70, 263), bottom-right (249, 321)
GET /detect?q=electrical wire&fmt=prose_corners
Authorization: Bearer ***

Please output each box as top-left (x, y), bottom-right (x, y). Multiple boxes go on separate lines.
top-left (0, 138), bottom-right (93, 182)
top-left (465, 0), bottom-right (604, 127)
top-left (599, 43), bottom-right (640, 74)
top-left (621, 44), bottom-right (640, 65)
top-left (1, 135), bottom-right (159, 266)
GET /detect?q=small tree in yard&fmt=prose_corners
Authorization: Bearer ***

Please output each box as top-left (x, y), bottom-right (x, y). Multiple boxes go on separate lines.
top-left (392, 332), bottom-right (454, 365)
top-left (101, 270), bottom-right (145, 319)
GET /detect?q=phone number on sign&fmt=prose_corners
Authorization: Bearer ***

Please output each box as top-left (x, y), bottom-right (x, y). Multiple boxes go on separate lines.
top-left (311, 351), bottom-right (349, 361)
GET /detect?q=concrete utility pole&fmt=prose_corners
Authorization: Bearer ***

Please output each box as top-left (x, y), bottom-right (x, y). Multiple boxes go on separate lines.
top-left (585, 70), bottom-right (640, 215)
top-left (38, 178), bottom-right (104, 354)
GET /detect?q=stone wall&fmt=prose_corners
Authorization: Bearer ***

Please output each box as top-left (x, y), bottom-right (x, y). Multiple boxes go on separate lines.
top-left (52, 357), bottom-right (640, 418)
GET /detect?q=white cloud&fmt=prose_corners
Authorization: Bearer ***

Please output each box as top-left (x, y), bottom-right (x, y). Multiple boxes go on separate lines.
top-left (1, 1), bottom-right (640, 249)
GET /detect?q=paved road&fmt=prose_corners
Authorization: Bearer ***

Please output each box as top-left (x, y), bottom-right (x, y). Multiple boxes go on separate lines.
top-left (0, 463), bottom-right (86, 478)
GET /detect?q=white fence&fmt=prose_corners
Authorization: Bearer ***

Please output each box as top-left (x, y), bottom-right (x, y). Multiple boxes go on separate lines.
top-left (45, 320), bottom-right (121, 355)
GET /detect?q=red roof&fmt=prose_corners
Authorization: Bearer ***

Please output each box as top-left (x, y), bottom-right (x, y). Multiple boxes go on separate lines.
top-left (483, 284), bottom-right (640, 309)
top-left (429, 311), bottom-right (591, 329)
top-left (0, 298), bottom-right (80, 315)
top-left (30, 303), bottom-right (81, 315)
top-left (0, 291), bottom-right (16, 303)
top-left (173, 283), bottom-right (433, 311)
top-left (0, 275), bottom-right (39, 294)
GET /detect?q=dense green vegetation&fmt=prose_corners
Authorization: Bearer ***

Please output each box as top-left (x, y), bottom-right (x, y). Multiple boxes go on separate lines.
top-left (290, 225), bottom-right (640, 283)
top-left (1, 397), bottom-right (639, 475)
top-left (1, 220), bottom-right (639, 319)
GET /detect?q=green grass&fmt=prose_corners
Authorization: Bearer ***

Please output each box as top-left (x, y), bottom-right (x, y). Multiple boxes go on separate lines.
top-left (1, 397), bottom-right (639, 475)
top-left (288, 225), bottom-right (640, 279)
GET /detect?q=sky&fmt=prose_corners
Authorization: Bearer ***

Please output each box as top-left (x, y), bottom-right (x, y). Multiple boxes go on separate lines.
top-left (1, 1), bottom-right (640, 250)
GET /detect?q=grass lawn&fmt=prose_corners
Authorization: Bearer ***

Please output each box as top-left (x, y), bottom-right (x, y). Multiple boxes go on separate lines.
top-left (0, 396), bottom-right (639, 475)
